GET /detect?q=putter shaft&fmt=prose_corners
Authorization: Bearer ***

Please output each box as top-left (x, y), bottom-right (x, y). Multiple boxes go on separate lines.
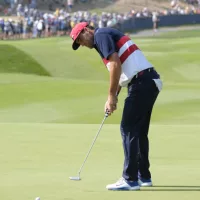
top-left (77, 113), bottom-right (108, 176)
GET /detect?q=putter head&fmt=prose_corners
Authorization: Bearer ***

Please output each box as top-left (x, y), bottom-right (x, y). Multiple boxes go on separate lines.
top-left (69, 176), bottom-right (81, 181)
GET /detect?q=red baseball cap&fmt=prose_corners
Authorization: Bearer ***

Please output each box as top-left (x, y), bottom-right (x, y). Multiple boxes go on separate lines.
top-left (70, 22), bottom-right (88, 50)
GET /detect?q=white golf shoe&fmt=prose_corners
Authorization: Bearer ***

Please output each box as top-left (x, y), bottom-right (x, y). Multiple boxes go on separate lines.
top-left (138, 178), bottom-right (153, 187)
top-left (106, 178), bottom-right (140, 191)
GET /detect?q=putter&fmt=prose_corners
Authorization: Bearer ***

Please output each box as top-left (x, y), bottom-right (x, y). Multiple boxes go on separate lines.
top-left (69, 112), bottom-right (109, 181)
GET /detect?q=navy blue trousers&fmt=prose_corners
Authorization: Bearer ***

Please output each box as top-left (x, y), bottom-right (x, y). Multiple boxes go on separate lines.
top-left (120, 68), bottom-right (160, 181)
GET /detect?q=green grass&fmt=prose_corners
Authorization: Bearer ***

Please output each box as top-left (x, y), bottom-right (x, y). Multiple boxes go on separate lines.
top-left (0, 29), bottom-right (200, 200)
top-left (1, 124), bottom-right (200, 200)
top-left (0, 32), bottom-right (200, 124)
top-left (0, 45), bottom-right (50, 76)
top-left (153, 29), bottom-right (200, 39)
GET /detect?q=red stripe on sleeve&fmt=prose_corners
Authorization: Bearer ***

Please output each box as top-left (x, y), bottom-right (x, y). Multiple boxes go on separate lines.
top-left (103, 58), bottom-right (109, 66)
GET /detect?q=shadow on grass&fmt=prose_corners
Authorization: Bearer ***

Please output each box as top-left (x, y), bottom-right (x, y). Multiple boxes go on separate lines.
top-left (0, 44), bottom-right (51, 76)
top-left (142, 185), bottom-right (200, 191)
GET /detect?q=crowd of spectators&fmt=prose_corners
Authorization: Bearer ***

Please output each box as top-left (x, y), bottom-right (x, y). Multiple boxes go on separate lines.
top-left (184, 0), bottom-right (200, 6)
top-left (0, 0), bottom-right (200, 40)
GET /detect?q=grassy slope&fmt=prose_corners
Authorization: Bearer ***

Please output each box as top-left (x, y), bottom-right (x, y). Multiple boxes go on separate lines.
top-left (0, 44), bottom-right (50, 76)
top-left (37, 0), bottom-right (189, 13)
top-left (0, 30), bottom-right (200, 124)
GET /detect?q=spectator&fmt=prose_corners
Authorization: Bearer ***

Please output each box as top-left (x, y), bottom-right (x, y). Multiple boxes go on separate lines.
top-left (37, 19), bottom-right (43, 37)
top-left (67, 0), bottom-right (73, 12)
top-left (152, 11), bottom-right (159, 33)
top-left (0, 18), bottom-right (4, 40)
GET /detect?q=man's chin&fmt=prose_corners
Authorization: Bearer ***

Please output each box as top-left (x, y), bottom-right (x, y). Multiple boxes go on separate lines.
top-left (86, 46), bottom-right (93, 49)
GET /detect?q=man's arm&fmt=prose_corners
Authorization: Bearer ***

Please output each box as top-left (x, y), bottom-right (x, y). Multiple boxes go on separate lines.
top-left (94, 33), bottom-right (121, 114)
top-left (105, 52), bottom-right (121, 114)
top-left (108, 52), bottom-right (121, 97)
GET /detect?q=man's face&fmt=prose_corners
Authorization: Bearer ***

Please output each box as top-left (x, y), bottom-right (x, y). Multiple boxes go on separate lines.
top-left (76, 28), bottom-right (94, 49)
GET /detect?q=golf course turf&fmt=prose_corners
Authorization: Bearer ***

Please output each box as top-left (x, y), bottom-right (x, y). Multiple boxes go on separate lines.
top-left (0, 29), bottom-right (200, 199)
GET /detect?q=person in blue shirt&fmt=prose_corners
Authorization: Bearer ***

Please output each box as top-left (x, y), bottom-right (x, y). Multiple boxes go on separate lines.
top-left (70, 22), bottom-right (162, 191)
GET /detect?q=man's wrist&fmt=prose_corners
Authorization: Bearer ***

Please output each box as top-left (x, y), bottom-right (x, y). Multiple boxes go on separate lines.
top-left (109, 93), bottom-right (116, 97)
top-left (108, 94), bottom-right (118, 103)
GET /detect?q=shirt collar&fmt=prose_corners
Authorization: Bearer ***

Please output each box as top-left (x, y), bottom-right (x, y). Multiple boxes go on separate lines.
top-left (93, 28), bottom-right (99, 46)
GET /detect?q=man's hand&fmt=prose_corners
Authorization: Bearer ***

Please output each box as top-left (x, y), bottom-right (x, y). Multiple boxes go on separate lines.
top-left (104, 95), bottom-right (118, 116)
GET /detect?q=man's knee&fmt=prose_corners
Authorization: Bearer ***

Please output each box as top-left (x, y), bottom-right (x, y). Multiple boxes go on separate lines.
top-left (120, 123), bottom-right (140, 138)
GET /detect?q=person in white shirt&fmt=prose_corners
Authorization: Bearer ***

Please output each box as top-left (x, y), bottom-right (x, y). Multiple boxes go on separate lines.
top-left (37, 19), bottom-right (43, 38)
top-left (152, 11), bottom-right (159, 33)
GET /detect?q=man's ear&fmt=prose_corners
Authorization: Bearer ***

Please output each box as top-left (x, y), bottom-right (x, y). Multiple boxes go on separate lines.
top-left (83, 27), bottom-right (87, 32)
top-left (84, 27), bottom-right (90, 33)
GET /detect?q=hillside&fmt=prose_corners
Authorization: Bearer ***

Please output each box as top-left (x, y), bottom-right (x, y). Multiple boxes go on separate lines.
top-left (0, 29), bottom-right (200, 124)
top-left (37, 0), bottom-right (189, 13)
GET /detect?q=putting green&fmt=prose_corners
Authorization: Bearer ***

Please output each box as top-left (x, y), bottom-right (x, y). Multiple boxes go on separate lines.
top-left (0, 123), bottom-right (200, 200)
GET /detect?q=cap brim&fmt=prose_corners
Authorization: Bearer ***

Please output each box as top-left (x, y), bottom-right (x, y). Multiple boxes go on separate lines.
top-left (72, 40), bottom-right (80, 50)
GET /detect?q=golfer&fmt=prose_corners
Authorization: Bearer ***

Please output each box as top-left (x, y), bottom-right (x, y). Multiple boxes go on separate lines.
top-left (70, 22), bottom-right (162, 191)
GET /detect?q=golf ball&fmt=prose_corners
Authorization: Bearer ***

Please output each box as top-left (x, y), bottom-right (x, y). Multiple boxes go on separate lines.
top-left (35, 197), bottom-right (40, 200)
